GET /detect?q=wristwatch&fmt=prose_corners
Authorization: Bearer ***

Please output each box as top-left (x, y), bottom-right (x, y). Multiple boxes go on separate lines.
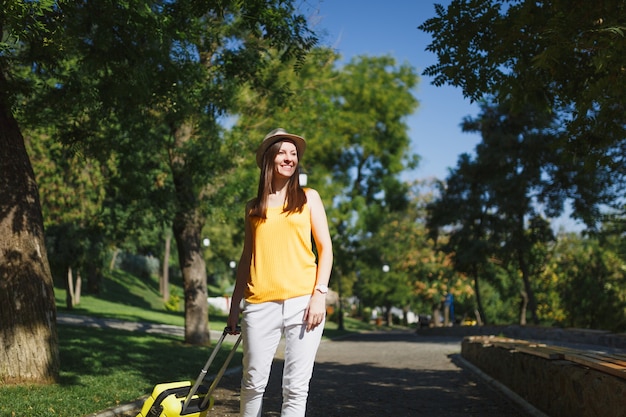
top-left (315, 284), bottom-right (329, 294)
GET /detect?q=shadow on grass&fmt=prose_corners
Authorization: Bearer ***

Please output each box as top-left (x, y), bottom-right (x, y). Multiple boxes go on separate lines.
top-left (58, 325), bottom-right (241, 390)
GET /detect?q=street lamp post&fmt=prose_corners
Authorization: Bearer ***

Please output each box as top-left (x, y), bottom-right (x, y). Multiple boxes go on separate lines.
top-left (337, 271), bottom-right (344, 331)
top-left (382, 264), bottom-right (389, 325)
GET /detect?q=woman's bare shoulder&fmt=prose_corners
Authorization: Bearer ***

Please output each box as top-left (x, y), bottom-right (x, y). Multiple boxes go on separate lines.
top-left (303, 188), bottom-right (324, 207)
top-left (303, 187), bottom-right (320, 197)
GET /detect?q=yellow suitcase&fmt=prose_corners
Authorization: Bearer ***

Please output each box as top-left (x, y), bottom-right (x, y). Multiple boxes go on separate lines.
top-left (137, 328), bottom-right (241, 417)
top-left (136, 381), bottom-right (212, 417)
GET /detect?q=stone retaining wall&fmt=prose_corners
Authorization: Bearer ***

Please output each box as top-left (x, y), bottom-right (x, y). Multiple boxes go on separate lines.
top-left (460, 337), bottom-right (626, 417)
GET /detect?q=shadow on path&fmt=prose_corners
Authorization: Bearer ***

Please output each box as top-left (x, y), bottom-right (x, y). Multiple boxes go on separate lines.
top-left (205, 331), bottom-right (533, 417)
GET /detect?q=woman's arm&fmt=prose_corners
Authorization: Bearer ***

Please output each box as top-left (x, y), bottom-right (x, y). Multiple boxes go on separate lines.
top-left (305, 188), bottom-right (333, 331)
top-left (227, 202), bottom-right (253, 333)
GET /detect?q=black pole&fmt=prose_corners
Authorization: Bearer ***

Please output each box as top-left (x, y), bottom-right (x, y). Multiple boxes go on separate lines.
top-left (337, 272), bottom-right (344, 331)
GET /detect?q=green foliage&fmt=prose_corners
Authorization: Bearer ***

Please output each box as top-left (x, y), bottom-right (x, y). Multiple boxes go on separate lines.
top-left (419, 0), bottom-right (626, 226)
top-left (5, 0), bottom-right (323, 347)
top-left (552, 235), bottom-right (626, 331)
top-left (164, 286), bottom-right (182, 312)
top-left (427, 100), bottom-right (559, 324)
top-left (352, 182), bottom-right (472, 321)
top-left (115, 252), bottom-right (161, 281)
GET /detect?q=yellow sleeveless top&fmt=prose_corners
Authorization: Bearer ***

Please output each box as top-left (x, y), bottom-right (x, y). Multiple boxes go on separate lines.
top-left (245, 203), bottom-right (317, 303)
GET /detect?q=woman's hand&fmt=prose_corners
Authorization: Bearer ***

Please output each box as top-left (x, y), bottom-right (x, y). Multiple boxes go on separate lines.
top-left (304, 292), bottom-right (327, 331)
top-left (227, 304), bottom-right (241, 335)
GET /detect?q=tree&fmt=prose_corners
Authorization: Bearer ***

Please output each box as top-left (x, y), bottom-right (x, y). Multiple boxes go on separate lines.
top-left (427, 155), bottom-right (495, 324)
top-left (356, 182), bottom-right (469, 326)
top-left (26, 132), bottom-right (106, 306)
top-left (35, 1), bottom-right (315, 346)
top-left (428, 100), bottom-right (557, 325)
top-left (419, 0), bottom-right (626, 227)
top-left (0, 0), bottom-right (62, 384)
top-left (553, 235), bottom-right (626, 331)
top-left (1, 2), bottom-right (319, 388)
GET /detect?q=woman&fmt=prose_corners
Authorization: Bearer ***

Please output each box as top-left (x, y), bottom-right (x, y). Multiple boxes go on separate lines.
top-left (227, 128), bottom-right (333, 417)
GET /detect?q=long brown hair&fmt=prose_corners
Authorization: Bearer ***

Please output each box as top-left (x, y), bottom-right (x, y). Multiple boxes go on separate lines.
top-left (249, 140), bottom-right (307, 219)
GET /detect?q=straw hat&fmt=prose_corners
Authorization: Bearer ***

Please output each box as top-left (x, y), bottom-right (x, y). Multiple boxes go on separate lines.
top-left (256, 128), bottom-right (306, 168)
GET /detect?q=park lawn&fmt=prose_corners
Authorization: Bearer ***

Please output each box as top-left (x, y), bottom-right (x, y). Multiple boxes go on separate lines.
top-left (0, 325), bottom-right (239, 417)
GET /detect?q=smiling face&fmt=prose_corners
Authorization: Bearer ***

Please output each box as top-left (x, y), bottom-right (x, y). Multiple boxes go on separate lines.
top-left (273, 140), bottom-right (299, 180)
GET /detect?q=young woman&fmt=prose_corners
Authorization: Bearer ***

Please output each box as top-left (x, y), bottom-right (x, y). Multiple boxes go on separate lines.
top-left (227, 128), bottom-right (333, 417)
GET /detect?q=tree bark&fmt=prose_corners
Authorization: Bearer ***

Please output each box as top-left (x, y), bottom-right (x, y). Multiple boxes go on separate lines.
top-left (0, 85), bottom-right (60, 384)
top-left (161, 234), bottom-right (171, 301)
top-left (518, 247), bottom-right (539, 324)
top-left (472, 264), bottom-right (487, 325)
top-left (519, 290), bottom-right (528, 326)
top-left (385, 305), bottom-right (393, 327)
top-left (173, 208), bottom-right (209, 345)
top-left (66, 267), bottom-right (75, 309)
top-left (170, 122), bottom-right (209, 345)
top-left (75, 269), bottom-right (82, 305)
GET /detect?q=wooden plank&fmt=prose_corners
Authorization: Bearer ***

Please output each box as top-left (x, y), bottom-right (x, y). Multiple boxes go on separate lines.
top-left (563, 353), bottom-right (626, 380)
top-left (545, 346), bottom-right (626, 367)
top-left (513, 345), bottom-right (564, 360)
top-left (492, 341), bottom-right (526, 350)
top-left (538, 345), bottom-right (580, 356)
top-left (575, 352), bottom-right (626, 368)
top-left (490, 338), bottom-right (527, 344)
top-left (606, 354), bottom-right (626, 366)
top-left (467, 336), bottom-right (528, 348)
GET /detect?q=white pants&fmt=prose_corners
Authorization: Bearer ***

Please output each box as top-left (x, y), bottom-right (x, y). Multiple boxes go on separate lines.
top-left (240, 294), bottom-right (324, 417)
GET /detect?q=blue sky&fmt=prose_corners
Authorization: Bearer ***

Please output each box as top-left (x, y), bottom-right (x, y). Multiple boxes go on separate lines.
top-left (308, 0), bottom-right (482, 181)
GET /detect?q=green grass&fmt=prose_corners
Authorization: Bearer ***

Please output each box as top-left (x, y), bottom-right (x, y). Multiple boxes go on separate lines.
top-left (1, 269), bottom-right (371, 416)
top-left (54, 269), bottom-right (188, 327)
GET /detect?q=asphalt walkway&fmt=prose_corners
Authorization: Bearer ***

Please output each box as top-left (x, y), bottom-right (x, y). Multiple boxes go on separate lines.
top-left (58, 314), bottom-right (545, 417)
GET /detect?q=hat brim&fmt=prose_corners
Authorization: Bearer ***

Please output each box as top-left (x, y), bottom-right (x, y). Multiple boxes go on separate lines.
top-left (256, 132), bottom-right (306, 168)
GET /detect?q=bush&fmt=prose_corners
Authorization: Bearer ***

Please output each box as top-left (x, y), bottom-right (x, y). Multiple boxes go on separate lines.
top-left (115, 252), bottom-right (160, 280)
top-left (164, 287), bottom-right (182, 312)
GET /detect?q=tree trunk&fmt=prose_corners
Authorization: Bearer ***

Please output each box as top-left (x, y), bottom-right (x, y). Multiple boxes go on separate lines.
top-left (385, 305), bottom-right (393, 327)
top-left (518, 250), bottom-right (539, 324)
top-left (519, 290), bottom-right (528, 326)
top-left (0, 90), bottom-right (60, 384)
top-left (170, 122), bottom-right (209, 346)
top-left (66, 267), bottom-right (75, 309)
top-left (472, 264), bottom-right (487, 325)
top-left (173, 209), bottom-right (209, 345)
top-left (474, 309), bottom-right (483, 326)
top-left (75, 269), bottom-right (82, 305)
top-left (87, 262), bottom-right (103, 294)
top-left (161, 234), bottom-right (171, 301)
top-left (109, 248), bottom-right (120, 271)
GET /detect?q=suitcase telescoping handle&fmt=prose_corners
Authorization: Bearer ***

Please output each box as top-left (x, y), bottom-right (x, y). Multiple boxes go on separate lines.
top-left (200, 328), bottom-right (242, 409)
top-left (182, 327), bottom-right (242, 413)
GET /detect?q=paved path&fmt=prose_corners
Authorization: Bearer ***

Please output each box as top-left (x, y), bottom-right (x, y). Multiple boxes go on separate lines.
top-left (265, 331), bottom-right (537, 417)
top-left (59, 315), bottom-right (541, 417)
